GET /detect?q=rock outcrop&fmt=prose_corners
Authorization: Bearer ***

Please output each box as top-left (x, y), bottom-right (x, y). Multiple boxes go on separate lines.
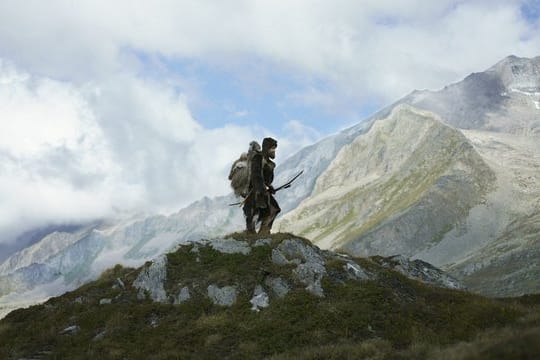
top-left (372, 255), bottom-right (464, 290)
top-left (132, 234), bottom-right (463, 309)
top-left (133, 254), bottom-right (168, 303)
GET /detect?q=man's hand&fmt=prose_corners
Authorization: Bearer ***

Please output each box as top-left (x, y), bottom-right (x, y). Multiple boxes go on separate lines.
top-left (267, 185), bottom-right (276, 195)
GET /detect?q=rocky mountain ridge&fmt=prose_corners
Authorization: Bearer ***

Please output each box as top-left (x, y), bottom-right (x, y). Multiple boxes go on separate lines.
top-left (276, 104), bottom-right (496, 258)
top-left (1, 55), bottom-right (539, 318)
top-left (130, 233), bottom-right (464, 308)
top-left (4, 233), bottom-right (538, 359)
top-left (0, 106), bottom-right (373, 318)
top-left (277, 55), bottom-right (540, 297)
top-left (408, 55), bottom-right (540, 134)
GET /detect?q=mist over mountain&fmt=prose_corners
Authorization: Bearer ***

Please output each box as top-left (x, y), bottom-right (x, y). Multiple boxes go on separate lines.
top-left (0, 224), bottom-right (89, 264)
top-left (1, 55), bottom-right (539, 319)
top-left (408, 55), bottom-right (540, 134)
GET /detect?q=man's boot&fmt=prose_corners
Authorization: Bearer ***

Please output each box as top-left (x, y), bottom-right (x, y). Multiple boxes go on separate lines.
top-left (258, 217), bottom-right (272, 235)
top-left (246, 220), bottom-right (257, 235)
top-left (245, 212), bottom-right (257, 235)
top-left (258, 224), bottom-right (271, 235)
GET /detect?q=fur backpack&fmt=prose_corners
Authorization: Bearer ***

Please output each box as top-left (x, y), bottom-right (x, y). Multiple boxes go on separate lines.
top-left (228, 141), bottom-right (261, 198)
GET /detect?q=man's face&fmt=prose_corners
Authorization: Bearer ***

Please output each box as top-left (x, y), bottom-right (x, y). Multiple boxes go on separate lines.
top-left (268, 146), bottom-right (277, 159)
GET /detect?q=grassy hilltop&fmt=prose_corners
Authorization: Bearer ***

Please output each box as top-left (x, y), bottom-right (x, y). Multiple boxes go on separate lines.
top-left (1, 233), bottom-right (539, 359)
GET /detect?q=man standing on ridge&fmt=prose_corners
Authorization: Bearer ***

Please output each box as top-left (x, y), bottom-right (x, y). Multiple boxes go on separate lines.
top-left (243, 137), bottom-right (280, 235)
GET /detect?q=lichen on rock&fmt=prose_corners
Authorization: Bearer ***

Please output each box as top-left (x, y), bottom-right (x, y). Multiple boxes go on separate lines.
top-left (250, 285), bottom-right (269, 312)
top-left (272, 239), bottom-right (327, 297)
top-left (207, 284), bottom-right (237, 307)
top-left (265, 277), bottom-right (290, 298)
top-left (208, 238), bottom-right (251, 255)
top-left (132, 254), bottom-right (168, 303)
top-left (174, 286), bottom-right (191, 304)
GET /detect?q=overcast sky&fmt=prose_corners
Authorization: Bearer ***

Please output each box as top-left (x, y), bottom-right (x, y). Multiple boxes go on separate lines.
top-left (0, 0), bottom-right (539, 257)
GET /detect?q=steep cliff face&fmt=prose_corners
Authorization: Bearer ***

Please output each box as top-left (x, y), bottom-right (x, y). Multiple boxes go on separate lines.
top-left (439, 130), bottom-right (540, 297)
top-left (276, 105), bottom-right (495, 258)
top-left (276, 56), bottom-right (540, 297)
top-left (449, 211), bottom-right (540, 297)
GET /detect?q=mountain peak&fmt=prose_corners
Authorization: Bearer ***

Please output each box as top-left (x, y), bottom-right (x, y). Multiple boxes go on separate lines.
top-left (488, 54), bottom-right (540, 91)
top-left (491, 54), bottom-right (540, 66)
top-left (406, 54), bottom-right (540, 134)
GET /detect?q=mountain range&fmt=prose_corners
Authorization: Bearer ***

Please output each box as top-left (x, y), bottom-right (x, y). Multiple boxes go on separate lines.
top-left (278, 55), bottom-right (540, 297)
top-left (1, 54), bottom-right (539, 319)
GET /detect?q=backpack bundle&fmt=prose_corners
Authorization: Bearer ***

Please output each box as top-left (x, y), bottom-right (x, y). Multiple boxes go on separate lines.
top-left (228, 141), bottom-right (261, 198)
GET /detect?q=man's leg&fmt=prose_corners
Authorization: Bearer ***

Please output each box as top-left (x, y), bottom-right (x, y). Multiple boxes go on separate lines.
top-left (243, 197), bottom-right (257, 234)
top-left (258, 195), bottom-right (281, 235)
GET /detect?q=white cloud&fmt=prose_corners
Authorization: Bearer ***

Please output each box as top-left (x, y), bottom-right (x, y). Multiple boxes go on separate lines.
top-left (0, 0), bottom-right (539, 249)
top-left (0, 61), bottom-right (261, 245)
top-left (1, 1), bottom-right (538, 103)
top-left (288, 87), bottom-right (339, 111)
top-left (0, 59), bottom-right (315, 247)
top-left (0, 61), bottom-right (102, 158)
top-left (281, 120), bottom-right (322, 153)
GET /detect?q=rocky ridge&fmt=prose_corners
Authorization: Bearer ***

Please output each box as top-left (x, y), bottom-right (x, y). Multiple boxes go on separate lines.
top-left (1, 55), bottom-right (539, 318)
top-left (277, 56), bottom-right (540, 297)
top-left (408, 55), bottom-right (540, 135)
top-left (131, 233), bottom-right (463, 309)
top-left (2, 233), bottom-right (539, 359)
top-left (277, 104), bottom-right (496, 258)
top-left (0, 112), bottom-right (370, 318)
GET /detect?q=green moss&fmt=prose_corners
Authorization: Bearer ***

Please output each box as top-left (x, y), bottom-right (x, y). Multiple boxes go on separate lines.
top-left (0, 234), bottom-right (533, 359)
